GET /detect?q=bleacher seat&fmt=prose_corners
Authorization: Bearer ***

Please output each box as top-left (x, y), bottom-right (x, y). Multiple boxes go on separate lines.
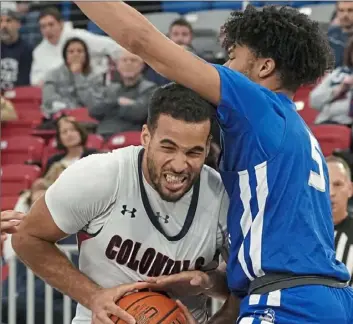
top-left (3, 86), bottom-right (42, 111)
top-left (310, 125), bottom-right (351, 157)
top-left (105, 131), bottom-right (141, 151)
top-left (1, 136), bottom-right (45, 165)
top-left (54, 108), bottom-right (98, 125)
top-left (294, 85), bottom-right (318, 125)
top-left (303, 3), bottom-right (336, 23)
top-left (144, 12), bottom-right (180, 34)
top-left (1, 164), bottom-right (41, 196)
top-left (161, 1), bottom-right (211, 14)
top-left (1, 195), bottom-right (19, 211)
top-left (2, 120), bottom-right (39, 137)
top-left (185, 10), bottom-right (233, 33)
top-left (192, 29), bottom-right (225, 62)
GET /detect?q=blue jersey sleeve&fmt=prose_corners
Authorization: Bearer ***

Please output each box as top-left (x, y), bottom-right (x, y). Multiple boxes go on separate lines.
top-left (213, 64), bottom-right (286, 157)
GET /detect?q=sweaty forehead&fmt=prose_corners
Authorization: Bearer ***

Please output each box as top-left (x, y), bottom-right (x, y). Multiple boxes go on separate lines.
top-left (154, 115), bottom-right (210, 147)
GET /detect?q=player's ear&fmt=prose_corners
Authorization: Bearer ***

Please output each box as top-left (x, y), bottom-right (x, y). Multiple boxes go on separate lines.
top-left (141, 124), bottom-right (150, 148)
top-left (258, 58), bottom-right (276, 79)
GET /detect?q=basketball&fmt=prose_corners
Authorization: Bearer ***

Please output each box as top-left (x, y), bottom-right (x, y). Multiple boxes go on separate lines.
top-left (110, 291), bottom-right (187, 324)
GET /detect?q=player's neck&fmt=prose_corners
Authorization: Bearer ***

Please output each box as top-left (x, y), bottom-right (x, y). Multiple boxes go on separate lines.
top-left (333, 211), bottom-right (348, 226)
top-left (141, 154), bottom-right (153, 187)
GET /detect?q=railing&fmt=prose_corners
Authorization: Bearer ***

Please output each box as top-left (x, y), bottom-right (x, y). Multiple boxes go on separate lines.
top-left (4, 244), bottom-right (223, 324)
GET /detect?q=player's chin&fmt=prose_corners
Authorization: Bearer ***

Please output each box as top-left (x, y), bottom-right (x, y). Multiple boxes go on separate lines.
top-left (160, 182), bottom-right (190, 202)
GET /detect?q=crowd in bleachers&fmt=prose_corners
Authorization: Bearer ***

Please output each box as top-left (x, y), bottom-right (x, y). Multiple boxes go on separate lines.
top-left (2, 1), bottom-right (353, 323)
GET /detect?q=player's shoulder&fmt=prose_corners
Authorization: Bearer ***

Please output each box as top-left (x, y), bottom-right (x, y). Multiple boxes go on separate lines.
top-left (200, 165), bottom-right (225, 195)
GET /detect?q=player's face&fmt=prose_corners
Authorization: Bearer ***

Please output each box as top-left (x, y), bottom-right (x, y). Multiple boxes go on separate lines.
top-left (327, 162), bottom-right (353, 223)
top-left (142, 114), bottom-right (211, 202)
top-left (58, 119), bottom-right (82, 149)
top-left (226, 45), bottom-right (276, 85)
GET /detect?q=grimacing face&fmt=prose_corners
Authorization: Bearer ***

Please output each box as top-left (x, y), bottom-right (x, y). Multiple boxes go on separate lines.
top-left (142, 114), bottom-right (211, 202)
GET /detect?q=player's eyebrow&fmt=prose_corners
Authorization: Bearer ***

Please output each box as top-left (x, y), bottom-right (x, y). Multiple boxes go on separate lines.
top-left (160, 139), bottom-right (178, 146)
top-left (160, 139), bottom-right (204, 152)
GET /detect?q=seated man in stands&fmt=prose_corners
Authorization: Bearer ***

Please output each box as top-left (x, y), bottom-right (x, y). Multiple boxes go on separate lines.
top-left (0, 8), bottom-right (32, 91)
top-left (31, 7), bottom-right (122, 86)
top-left (41, 37), bottom-right (104, 117)
top-left (145, 18), bottom-right (195, 86)
top-left (87, 49), bottom-right (156, 140)
top-left (326, 155), bottom-right (353, 286)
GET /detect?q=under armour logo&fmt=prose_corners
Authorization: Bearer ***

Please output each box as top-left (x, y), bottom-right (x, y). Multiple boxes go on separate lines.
top-left (156, 212), bottom-right (169, 224)
top-left (121, 205), bottom-right (137, 218)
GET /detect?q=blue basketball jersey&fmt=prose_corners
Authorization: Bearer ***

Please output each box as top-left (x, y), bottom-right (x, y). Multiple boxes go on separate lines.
top-left (212, 64), bottom-right (351, 297)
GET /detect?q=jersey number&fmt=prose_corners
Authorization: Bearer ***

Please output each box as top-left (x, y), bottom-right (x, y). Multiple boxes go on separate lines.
top-left (308, 131), bottom-right (326, 192)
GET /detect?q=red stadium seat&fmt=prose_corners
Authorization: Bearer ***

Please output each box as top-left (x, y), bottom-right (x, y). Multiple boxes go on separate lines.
top-left (1, 164), bottom-right (41, 196)
top-left (310, 125), bottom-right (351, 156)
top-left (3, 86), bottom-right (42, 111)
top-left (54, 108), bottom-right (98, 124)
top-left (1, 136), bottom-right (45, 165)
top-left (104, 131), bottom-right (141, 151)
top-left (1, 195), bottom-right (19, 211)
top-left (294, 85), bottom-right (319, 126)
top-left (1, 120), bottom-right (38, 137)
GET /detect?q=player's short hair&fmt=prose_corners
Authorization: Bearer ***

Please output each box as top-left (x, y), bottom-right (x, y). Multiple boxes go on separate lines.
top-left (38, 7), bottom-right (63, 22)
top-left (223, 5), bottom-right (334, 91)
top-left (147, 83), bottom-right (214, 132)
top-left (55, 115), bottom-right (88, 151)
top-left (169, 18), bottom-right (193, 34)
top-left (326, 155), bottom-right (352, 181)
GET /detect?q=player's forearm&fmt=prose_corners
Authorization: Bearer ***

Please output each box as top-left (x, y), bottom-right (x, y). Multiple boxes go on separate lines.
top-left (205, 269), bottom-right (229, 300)
top-left (75, 2), bottom-right (170, 73)
top-left (12, 233), bottom-right (101, 309)
top-left (207, 294), bottom-right (240, 324)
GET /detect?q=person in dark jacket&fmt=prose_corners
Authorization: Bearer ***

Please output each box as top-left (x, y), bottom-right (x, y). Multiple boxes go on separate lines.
top-left (0, 8), bottom-right (32, 90)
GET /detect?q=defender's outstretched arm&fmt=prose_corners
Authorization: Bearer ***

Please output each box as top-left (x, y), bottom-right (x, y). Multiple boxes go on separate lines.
top-left (75, 1), bottom-right (221, 105)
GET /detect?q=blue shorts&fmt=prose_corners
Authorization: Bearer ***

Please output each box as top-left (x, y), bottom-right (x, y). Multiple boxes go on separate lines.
top-left (237, 285), bottom-right (353, 323)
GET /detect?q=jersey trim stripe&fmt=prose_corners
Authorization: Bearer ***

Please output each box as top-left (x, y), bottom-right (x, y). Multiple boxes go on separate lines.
top-left (250, 162), bottom-right (268, 278)
top-left (238, 169), bottom-right (255, 281)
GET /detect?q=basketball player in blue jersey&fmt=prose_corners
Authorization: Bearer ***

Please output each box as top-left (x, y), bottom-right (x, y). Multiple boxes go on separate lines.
top-left (75, 3), bottom-right (353, 323)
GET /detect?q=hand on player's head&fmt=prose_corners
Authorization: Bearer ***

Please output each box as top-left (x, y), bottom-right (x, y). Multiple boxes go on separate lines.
top-left (90, 282), bottom-right (150, 324)
top-left (144, 271), bottom-right (212, 297)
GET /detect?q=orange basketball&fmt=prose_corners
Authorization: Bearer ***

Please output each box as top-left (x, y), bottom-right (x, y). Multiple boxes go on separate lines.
top-left (110, 291), bottom-right (187, 324)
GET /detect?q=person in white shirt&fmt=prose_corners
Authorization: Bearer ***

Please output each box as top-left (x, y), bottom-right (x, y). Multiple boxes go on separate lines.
top-left (8, 84), bottom-right (232, 324)
top-left (30, 7), bottom-right (122, 86)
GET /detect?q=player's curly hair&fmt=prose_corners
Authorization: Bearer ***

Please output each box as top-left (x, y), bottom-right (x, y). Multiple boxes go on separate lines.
top-left (223, 5), bottom-right (334, 91)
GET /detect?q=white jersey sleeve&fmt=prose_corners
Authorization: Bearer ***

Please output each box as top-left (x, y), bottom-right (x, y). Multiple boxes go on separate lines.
top-left (45, 152), bottom-right (120, 235)
top-left (216, 189), bottom-right (229, 261)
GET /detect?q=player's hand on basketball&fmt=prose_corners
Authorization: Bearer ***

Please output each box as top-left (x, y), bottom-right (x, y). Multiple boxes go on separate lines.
top-left (90, 282), bottom-right (149, 324)
top-left (145, 271), bottom-right (212, 297)
top-left (176, 300), bottom-right (198, 324)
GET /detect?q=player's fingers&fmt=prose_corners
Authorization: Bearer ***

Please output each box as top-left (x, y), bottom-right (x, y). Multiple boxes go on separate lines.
top-left (144, 276), bottom-right (159, 283)
top-left (1, 220), bottom-right (21, 232)
top-left (1, 233), bottom-right (7, 243)
top-left (106, 304), bottom-right (136, 324)
top-left (155, 273), bottom-right (188, 285)
top-left (190, 274), bottom-right (211, 289)
top-left (93, 310), bottom-right (116, 324)
top-left (176, 300), bottom-right (196, 324)
top-left (1, 211), bottom-right (25, 221)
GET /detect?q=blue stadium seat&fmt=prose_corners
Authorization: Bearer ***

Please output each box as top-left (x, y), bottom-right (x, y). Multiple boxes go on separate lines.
top-left (161, 1), bottom-right (211, 14)
top-left (210, 1), bottom-right (243, 10)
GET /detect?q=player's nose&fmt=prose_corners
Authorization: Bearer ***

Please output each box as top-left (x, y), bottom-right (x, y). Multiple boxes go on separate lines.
top-left (170, 153), bottom-right (187, 173)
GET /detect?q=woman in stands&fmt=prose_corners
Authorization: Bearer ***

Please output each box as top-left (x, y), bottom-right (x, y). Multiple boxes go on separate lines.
top-left (310, 37), bottom-right (353, 126)
top-left (41, 37), bottom-right (104, 118)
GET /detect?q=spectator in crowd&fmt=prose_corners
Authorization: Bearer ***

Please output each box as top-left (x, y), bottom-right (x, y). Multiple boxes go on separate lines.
top-left (0, 96), bottom-right (18, 121)
top-left (41, 37), bottom-right (103, 117)
top-left (328, 1), bottom-right (353, 67)
top-left (31, 7), bottom-right (122, 86)
top-left (88, 50), bottom-right (156, 139)
top-left (144, 18), bottom-right (195, 86)
top-left (39, 115), bottom-right (97, 185)
top-left (0, 8), bottom-right (32, 91)
top-left (309, 37), bottom-right (353, 126)
top-left (16, 1), bottom-right (42, 47)
top-left (326, 156), bottom-right (353, 286)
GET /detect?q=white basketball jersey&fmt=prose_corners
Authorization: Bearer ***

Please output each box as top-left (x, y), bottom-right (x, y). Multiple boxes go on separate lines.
top-left (45, 146), bottom-right (229, 324)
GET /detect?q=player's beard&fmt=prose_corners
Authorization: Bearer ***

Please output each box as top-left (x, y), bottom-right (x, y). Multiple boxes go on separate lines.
top-left (146, 150), bottom-right (195, 203)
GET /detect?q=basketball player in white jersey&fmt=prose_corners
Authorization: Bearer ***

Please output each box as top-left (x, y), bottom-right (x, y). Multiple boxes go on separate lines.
top-left (7, 83), bottom-right (230, 324)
